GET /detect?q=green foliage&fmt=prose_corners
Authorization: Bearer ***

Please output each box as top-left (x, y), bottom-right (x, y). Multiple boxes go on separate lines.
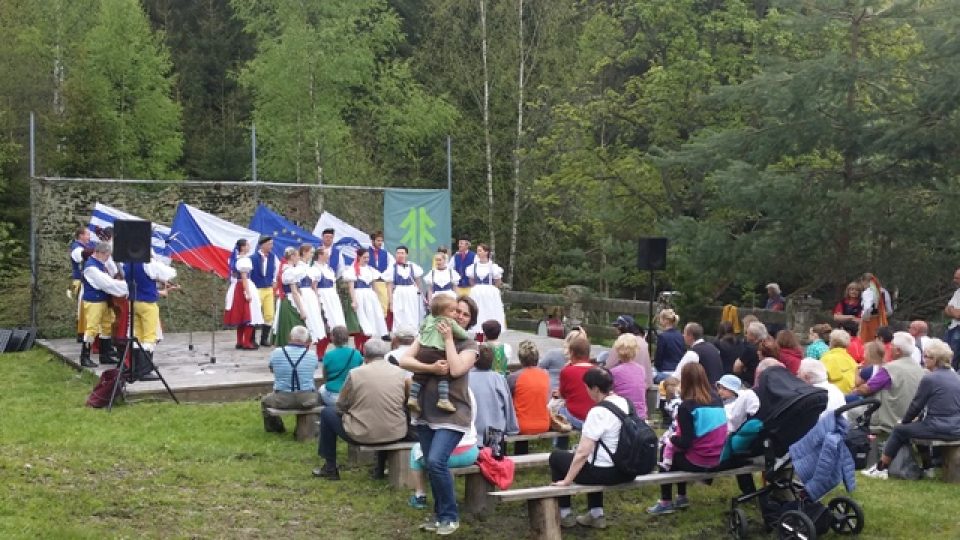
top-left (57, 0), bottom-right (183, 179)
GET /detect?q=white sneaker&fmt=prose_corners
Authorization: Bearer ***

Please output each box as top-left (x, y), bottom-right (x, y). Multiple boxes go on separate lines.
top-left (860, 464), bottom-right (888, 479)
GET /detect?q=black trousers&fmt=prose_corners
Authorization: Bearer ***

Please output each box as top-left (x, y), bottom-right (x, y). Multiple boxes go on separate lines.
top-left (660, 453), bottom-right (710, 501)
top-left (883, 421), bottom-right (959, 468)
top-left (549, 450), bottom-right (632, 510)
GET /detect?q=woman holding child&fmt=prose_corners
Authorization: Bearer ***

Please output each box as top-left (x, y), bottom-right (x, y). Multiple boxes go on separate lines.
top-left (400, 296), bottom-right (480, 536)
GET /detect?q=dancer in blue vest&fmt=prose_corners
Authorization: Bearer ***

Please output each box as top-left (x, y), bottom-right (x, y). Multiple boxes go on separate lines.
top-left (79, 242), bottom-right (129, 368)
top-left (385, 245), bottom-right (425, 332)
top-left (310, 246), bottom-right (346, 357)
top-left (275, 247), bottom-right (308, 348)
top-left (452, 235), bottom-right (475, 297)
top-left (345, 248), bottom-right (388, 353)
top-left (123, 254), bottom-right (177, 380)
top-left (249, 237), bottom-right (277, 346)
top-left (467, 243), bottom-right (505, 339)
top-left (224, 239), bottom-right (263, 350)
top-left (369, 231), bottom-right (394, 320)
top-left (69, 226), bottom-right (96, 343)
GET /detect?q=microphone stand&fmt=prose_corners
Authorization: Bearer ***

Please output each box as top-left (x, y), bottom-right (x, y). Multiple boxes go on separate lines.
top-left (167, 237), bottom-right (227, 369)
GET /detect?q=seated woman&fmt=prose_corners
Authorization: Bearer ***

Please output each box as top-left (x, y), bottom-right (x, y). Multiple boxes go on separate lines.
top-left (821, 328), bottom-right (859, 394)
top-left (318, 325), bottom-right (363, 406)
top-left (608, 334), bottom-right (648, 420)
top-left (775, 330), bottom-right (803, 375)
top-left (469, 344), bottom-right (519, 443)
top-left (875, 339), bottom-right (960, 474)
top-left (508, 340), bottom-right (551, 454)
top-left (648, 362), bottom-right (728, 516)
top-left (805, 323), bottom-right (832, 360)
top-left (408, 390), bottom-right (481, 510)
top-left (549, 367), bottom-right (637, 529)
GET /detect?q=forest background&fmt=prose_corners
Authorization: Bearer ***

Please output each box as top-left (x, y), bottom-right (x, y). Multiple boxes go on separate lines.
top-left (3, 0), bottom-right (960, 324)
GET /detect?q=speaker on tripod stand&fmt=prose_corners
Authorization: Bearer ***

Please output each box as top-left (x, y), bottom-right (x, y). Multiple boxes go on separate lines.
top-left (107, 219), bottom-right (179, 409)
top-left (638, 238), bottom-right (668, 356)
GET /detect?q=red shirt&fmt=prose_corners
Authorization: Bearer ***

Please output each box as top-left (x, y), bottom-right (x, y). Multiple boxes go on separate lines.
top-left (559, 362), bottom-right (594, 421)
top-left (847, 337), bottom-right (865, 364)
top-left (779, 347), bottom-right (803, 375)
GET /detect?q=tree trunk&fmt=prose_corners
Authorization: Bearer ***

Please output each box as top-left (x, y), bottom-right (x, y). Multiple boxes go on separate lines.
top-left (480, 0), bottom-right (495, 255)
top-left (507, 0), bottom-right (525, 285)
top-left (310, 71), bottom-right (324, 212)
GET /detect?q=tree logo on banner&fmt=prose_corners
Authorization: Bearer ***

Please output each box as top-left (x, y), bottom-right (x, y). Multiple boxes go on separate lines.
top-left (400, 207), bottom-right (436, 262)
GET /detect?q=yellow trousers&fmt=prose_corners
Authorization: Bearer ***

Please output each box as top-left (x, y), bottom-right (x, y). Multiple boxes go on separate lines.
top-left (258, 288), bottom-right (275, 325)
top-left (455, 287), bottom-right (471, 298)
top-left (134, 301), bottom-right (160, 346)
top-left (373, 281), bottom-right (390, 316)
top-left (72, 280), bottom-right (86, 334)
top-left (82, 301), bottom-right (115, 341)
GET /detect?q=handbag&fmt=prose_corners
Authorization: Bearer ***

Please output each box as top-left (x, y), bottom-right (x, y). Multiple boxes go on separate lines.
top-left (549, 412), bottom-right (573, 433)
top-left (484, 426), bottom-right (507, 460)
top-left (888, 445), bottom-right (923, 480)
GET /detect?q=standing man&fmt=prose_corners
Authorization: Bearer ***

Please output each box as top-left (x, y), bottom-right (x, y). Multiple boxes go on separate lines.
top-left (452, 235), bottom-right (475, 297)
top-left (249, 237), bottom-right (277, 347)
top-left (123, 254), bottom-right (177, 380)
top-left (368, 231), bottom-right (394, 320)
top-left (384, 246), bottom-right (425, 331)
top-left (907, 320), bottom-right (932, 365)
top-left (79, 242), bottom-right (129, 368)
top-left (313, 340), bottom-right (410, 480)
top-left (943, 267), bottom-right (960, 370)
top-left (319, 228), bottom-right (343, 275)
top-left (69, 226), bottom-right (95, 342)
top-left (262, 326), bottom-right (320, 433)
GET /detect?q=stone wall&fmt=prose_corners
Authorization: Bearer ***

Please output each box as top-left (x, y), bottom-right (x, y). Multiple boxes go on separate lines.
top-left (31, 178), bottom-right (384, 338)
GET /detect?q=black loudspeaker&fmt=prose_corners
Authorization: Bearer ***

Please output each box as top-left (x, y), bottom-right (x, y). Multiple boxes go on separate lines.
top-left (113, 219), bottom-right (152, 263)
top-left (637, 237), bottom-right (668, 271)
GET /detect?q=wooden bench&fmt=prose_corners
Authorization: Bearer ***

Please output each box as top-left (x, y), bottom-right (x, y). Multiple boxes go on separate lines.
top-left (264, 406), bottom-right (323, 442)
top-left (491, 461), bottom-right (764, 539)
top-left (912, 438), bottom-right (960, 482)
top-left (453, 452), bottom-right (552, 515)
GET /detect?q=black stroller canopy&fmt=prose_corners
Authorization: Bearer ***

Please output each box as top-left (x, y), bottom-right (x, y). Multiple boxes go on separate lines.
top-left (755, 366), bottom-right (828, 455)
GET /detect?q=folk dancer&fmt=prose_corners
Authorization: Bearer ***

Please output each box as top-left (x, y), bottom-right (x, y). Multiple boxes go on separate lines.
top-left (224, 239), bottom-right (264, 350)
top-left (467, 243), bottom-right (506, 339)
top-left (297, 244), bottom-right (327, 346)
top-left (368, 230), bottom-right (394, 321)
top-left (310, 246), bottom-right (345, 357)
top-left (384, 245), bottom-right (425, 332)
top-left (79, 242), bottom-right (129, 368)
top-left (274, 247), bottom-right (308, 348)
top-left (344, 248), bottom-right (388, 353)
top-left (249, 237), bottom-right (277, 346)
top-left (123, 253), bottom-right (177, 380)
top-left (452, 235), bottom-right (475, 297)
top-left (423, 251), bottom-right (460, 304)
top-left (69, 226), bottom-right (95, 342)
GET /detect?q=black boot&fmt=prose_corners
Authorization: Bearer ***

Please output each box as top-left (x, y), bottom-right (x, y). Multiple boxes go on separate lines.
top-left (76, 333), bottom-right (84, 343)
top-left (260, 325), bottom-right (272, 347)
top-left (99, 337), bottom-right (120, 364)
top-left (134, 349), bottom-right (161, 381)
top-left (311, 461), bottom-right (340, 480)
top-left (80, 342), bottom-right (98, 368)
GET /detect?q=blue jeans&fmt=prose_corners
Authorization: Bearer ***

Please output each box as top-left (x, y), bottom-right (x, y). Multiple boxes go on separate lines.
top-left (317, 406), bottom-right (355, 463)
top-left (319, 385), bottom-right (339, 407)
top-left (416, 425), bottom-right (464, 523)
top-left (946, 326), bottom-right (960, 371)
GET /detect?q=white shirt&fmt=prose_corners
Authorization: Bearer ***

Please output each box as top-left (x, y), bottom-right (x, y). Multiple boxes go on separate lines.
top-left (672, 339), bottom-right (702, 378)
top-left (383, 262), bottom-right (424, 285)
top-left (815, 381), bottom-right (846, 416)
top-left (910, 336), bottom-right (933, 365)
top-left (949, 289), bottom-right (960, 329)
top-left (83, 260), bottom-right (129, 297)
top-left (725, 389), bottom-right (760, 433)
top-left (581, 395), bottom-right (630, 467)
top-left (861, 287), bottom-right (877, 316)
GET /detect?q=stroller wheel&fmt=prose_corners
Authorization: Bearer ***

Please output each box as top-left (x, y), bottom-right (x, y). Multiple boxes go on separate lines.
top-left (728, 508), bottom-right (748, 539)
top-left (778, 510), bottom-right (817, 540)
top-left (827, 496), bottom-right (865, 535)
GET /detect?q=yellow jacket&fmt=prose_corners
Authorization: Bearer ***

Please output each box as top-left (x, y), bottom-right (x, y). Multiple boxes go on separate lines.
top-left (820, 347), bottom-right (858, 394)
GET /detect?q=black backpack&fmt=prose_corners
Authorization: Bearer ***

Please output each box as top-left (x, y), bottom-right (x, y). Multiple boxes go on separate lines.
top-left (593, 399), bottom-right (658, 477)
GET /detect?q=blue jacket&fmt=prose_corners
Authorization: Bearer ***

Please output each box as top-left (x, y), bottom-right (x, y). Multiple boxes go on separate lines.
top-left (788, 412), bottom-right (855, 501)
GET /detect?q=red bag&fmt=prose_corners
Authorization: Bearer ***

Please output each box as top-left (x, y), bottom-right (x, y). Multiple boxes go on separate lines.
top-left (86, 368), bottom-right (123, 408)
top-left (476, 447), bottom-right (515, 490)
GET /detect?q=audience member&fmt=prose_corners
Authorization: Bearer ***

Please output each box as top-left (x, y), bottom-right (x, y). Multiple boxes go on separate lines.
top-left (944, 267), bottom-right (960, 370)
top-left (850, 332), bottom-right (924, 434)
top-left (508, 340), bottom-right (551, 454)
top-left (558, 336), bottom-right (595, 430)
top-left (603, 315), bottom-right (654, 389)
top-left (318, 325), bottom-right (363, 406)
top-left (805, 324), bottom-right (832, 360)
top-left (775, 330), bottom-right (803, 375)
top-left (875, 326), bottom-right (894, 362)
top-left (714, 321), bottom-right (745, 375)
top-left (653, 309), bottom-right (685, 382)
top-left (841, 320), bottom-right (865, 364)
top-left (717, 374), bottom-right (759, 433)
top-left (798, 358), bottom-right (845, 414)
top-left (261, 325), bottom-right (319, 433)
top-left (608, 334), bottom-right (648, 420)
top-left (386, 324), bottom-right (417, 367)
top-left (821, 328), bottom-right (859, 394)
top-left (907, 320), bottom-right (932, 366)
top-left (734, 321), bottom-right (767, 387)
top-left (481, 319), bottom-right (512, 376)
top-left (674, 322), bottom-right (723, 384)
top-left (469, 344), bottom-right (519, 443)
top-left (765, 283), bottom-right (785, 311)
top-left (539, 327), bottom-right (587, 394)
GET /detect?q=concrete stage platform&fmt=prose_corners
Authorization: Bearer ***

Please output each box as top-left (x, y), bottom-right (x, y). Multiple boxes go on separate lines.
top-left (39, 330), bottom-right (608, 403)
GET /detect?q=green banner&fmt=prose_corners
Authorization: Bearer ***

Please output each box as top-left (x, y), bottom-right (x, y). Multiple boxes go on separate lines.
top-left (383, 189), bottom-right (451, 270)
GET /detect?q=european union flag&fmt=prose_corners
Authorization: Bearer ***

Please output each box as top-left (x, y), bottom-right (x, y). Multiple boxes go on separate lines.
top-left (249, 204), bottom-right (321, 260)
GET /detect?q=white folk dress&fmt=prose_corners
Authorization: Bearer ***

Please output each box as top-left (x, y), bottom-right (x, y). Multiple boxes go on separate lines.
top-left (224, 256), bottom-right (264, 326)
top-left (423, 267), bottom-right (461, 301)
top-left (344, 265), bottom-right (388, 338)
top-left (384, 262), bottom-right (425, 330)
top-left (467, 260), bottom-right (506, 333)
top-left (313, 263), bottom-right (346, 329)
top-left (298, 261), bottom-right (326, 342)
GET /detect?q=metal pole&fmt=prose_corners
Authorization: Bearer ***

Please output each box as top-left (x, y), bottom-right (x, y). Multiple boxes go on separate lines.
top-left (251, 123), bottom-right (257, 183)
top-left (446, 135), bottom-right (452, 192)
top-left (29, 113), bottom-right (37, 328)
top-left (648, 269), bottom-right (655, 358)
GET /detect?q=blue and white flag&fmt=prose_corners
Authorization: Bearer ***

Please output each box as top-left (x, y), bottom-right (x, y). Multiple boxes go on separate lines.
top-left (249, 204), bottom-right (322, 260)
top-left (88, 202), bottom-right (173, 264)
top-left (312, 211), bottom-right (371, 267)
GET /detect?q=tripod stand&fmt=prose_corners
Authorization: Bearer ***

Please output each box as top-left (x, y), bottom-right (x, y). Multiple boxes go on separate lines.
top-left (107, 268), bottom-right (179, 410)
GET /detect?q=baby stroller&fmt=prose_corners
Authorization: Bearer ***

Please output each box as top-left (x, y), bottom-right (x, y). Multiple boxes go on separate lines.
top-left (722, 366), bottom-right (880, 540)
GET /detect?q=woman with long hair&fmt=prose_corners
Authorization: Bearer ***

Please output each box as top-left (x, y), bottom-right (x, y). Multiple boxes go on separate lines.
top-left (648, 362), bottom-right (727, 515)
top-left (224, 238), bottom-right (263, 349)
top-left (310, 246), bottom-right (345, 357)
top-left (274, 247), bottom-right (308, 348)
top-left (296, 244), bottom-right (326, 347)
top-left (653, 309), bottom-right (685, 382)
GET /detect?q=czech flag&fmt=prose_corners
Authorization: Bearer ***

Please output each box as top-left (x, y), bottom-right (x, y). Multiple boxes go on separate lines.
top-left (249, 204), bottom-right (322, 260)
top-left (88, 202), bottom-right (173, 263)
top-left (168, 203), bottom-right (260, 278)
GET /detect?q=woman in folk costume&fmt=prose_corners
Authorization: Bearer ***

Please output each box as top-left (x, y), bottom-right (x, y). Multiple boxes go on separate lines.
top-left (224, 239), bottom-right (264, 350)
top-left (384, 245), bottom-right (425, 332)
top-left (467, 243), bottom-right (506, 338)
top-left (344, 247), bottom-right (388, 352)
top-left (274, 247), bottom-right (309, 347)
top-left (858, 273), bottom-right (888, 344)
top-left (423, 251), bottom-right (461, 303)
top-left (311, 246), bottom-right (346, 357)
top-left (296, 243), bottom-right (326, 346)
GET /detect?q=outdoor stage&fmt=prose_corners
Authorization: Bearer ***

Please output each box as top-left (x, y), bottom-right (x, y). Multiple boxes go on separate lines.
top-left (39, 329), bottom-right (608, 403)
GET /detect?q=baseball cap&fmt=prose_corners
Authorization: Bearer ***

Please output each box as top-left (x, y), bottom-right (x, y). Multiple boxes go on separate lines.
top-left (613, 315), bottom-right (635, 328)
top-left (717, 374), bottom-right (742, 394)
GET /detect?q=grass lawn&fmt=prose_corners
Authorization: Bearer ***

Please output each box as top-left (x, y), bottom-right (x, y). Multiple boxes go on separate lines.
top-left (2, 350), bottom-right (959, 539)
